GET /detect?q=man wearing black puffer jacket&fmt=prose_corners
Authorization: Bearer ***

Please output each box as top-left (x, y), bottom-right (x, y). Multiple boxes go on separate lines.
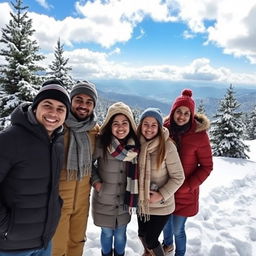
top-left (0, 80), bottom-right (70, 256)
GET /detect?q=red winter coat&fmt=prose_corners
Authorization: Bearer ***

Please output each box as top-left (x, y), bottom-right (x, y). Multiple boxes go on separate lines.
top-left (164, 113), bottom-right (213, 217)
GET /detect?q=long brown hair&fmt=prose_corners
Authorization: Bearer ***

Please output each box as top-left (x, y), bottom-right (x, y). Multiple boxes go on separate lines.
top-left (137, 121), bottom-right (166, 169)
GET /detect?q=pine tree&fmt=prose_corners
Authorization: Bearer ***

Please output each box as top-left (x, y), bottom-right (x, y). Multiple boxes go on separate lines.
top-left (47, 38), bottom-right (74, 91)
top-left (197, 99), bottom-right (206, 114)
top-left (210, 84), bottom-right (249, 159)
top-left (241, 112), bottom-right (250, 139)
top-left (0, 0), bottom-right (45, 121)
top-left (247, 105), bottom-right (256, 140)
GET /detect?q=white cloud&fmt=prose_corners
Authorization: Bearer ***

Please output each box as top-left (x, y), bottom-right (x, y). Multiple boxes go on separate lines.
top-left (28, 11), bottom-right (133, 50)
top-left (75, 0), bottom-right (176, 23)
top-left (206, 1), bottom-right (256, 63)
top-left (183, 30), bottom-right (195, 39)
top-left (170, 0), bottom-right (218, 32)
top-left (172, 0), bottom-right (256, 63)
top-left (0, 3), bottom-right (12, 65)
top-left (16, 0), bottom-right (177, 50)
top-left (25, 0), bottom-right (175, 50)
top-left (71, 0), bottom-right (256, 63)
top-left (108, 47), bottom-right (121, 56)
top-left (41, 48), bottom-right (256, 85)
top-left (136, 28), bottom-right (145, 40)
top-left (0, 3), bottom-right (11, 31)
top-left (73, 0), bottom-right (177, 47)
top-left (35, 0), bottom-right (52, 10)
top-left (1, 0), bottom-right (256, 64)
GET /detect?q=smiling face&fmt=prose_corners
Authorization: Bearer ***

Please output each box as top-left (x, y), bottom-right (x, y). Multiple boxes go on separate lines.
top-left (173, 106), bottom-right (191, 126)
top-left (111, 114), bottom-right (130, 140)
top-left (35, 99), bottom-right (67, 136)
top-left (141, 116), bottom-right (159, 140)
top-left (71, 94), bottom-right (94, 120)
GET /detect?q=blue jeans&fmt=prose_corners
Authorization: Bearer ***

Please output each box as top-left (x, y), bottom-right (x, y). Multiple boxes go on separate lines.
top-left (163, 215), bottom-right (187, 256)
top-left (101, 225), bottom-right (127, 255)
top-left (0, 242), bottom-right (51, 256)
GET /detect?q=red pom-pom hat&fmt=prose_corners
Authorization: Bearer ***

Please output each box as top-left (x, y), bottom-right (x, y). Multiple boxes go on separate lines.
top-left (169, 89), bottom-right (195, 121)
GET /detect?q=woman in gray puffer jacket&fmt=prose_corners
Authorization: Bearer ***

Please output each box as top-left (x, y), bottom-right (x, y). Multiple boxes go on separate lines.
top-left (91, 102), bottom-right (139, 256)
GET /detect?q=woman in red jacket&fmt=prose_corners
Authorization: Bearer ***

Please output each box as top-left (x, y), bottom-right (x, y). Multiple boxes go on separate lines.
top-left (162, 89), bottom-right (213, 256)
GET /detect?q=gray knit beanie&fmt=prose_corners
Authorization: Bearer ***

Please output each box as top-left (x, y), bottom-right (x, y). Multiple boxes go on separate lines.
top-left (140, 107), bottom-right (163, 126)
top-left (70, 81), bottom-right (98, 105)
top-left (100, 102), bottom-right (137, 133)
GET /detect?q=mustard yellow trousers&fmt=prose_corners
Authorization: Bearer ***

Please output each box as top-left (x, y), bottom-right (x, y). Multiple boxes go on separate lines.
top-left (52, 172), bottom-right (91, 256)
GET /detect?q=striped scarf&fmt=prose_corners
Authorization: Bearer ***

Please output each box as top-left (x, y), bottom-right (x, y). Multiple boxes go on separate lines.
top-left (108, 137), bottom-right (139, 213)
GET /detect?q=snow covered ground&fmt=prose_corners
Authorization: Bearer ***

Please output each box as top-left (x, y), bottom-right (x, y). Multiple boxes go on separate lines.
top-left (83, 140), bottom-right (256, 256)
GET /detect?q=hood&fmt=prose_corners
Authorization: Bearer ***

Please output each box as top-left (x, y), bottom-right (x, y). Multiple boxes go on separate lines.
top-left (164, 112), bottom-right (210, 134)
top-left (194, 113), bottom-right (210, 133)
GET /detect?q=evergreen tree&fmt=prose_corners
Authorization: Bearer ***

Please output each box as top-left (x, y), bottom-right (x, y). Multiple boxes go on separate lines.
top-left (210, 84), bottom-right (249, 159)
top-left (197, 99), bottom-right (206, 114)
top-left (247, 105), bottom-right (256, 140)
top-left (241, 112), bottom-right (250, 139)
top-left (47, 38), bottom-right (74, 91)
top-left (0, 0), bottom-right (45, 121)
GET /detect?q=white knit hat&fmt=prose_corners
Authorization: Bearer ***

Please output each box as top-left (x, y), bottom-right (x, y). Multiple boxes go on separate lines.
top-left (100, 102), bottom-right (137, 133)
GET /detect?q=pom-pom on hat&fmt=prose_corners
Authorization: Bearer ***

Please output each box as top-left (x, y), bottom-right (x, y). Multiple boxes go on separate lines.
top-left (70, 80), bottom-right (98, 106)
top-left (140, 107), bottom-right (163, 126)
top-left (170, 89), bottom-right (195, 119)
top-left (32, 79), bottom-right (70, 118)
top-left (100, 102), bottom-right (137, 134)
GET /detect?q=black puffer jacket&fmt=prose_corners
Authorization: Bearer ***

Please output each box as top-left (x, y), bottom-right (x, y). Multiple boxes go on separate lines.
top-left (0, 103), bottom-right (64, 251)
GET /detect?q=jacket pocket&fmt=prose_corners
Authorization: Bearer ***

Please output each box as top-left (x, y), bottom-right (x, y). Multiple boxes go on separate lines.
top-left (97, 183), bottom-right (104, 198)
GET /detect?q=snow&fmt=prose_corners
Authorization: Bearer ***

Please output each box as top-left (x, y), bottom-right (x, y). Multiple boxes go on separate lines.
top-left (82, 140), bottom-right (256, 256)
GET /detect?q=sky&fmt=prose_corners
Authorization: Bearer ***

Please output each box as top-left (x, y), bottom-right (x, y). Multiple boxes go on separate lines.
top-left (0, 0), bottom-right (256, 87)
top-left (83, 139), bottom-right (256, 255)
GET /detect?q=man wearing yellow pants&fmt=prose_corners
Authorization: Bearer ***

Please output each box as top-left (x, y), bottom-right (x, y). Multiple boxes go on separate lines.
top-left (52, 81), bottom-right (99, 256)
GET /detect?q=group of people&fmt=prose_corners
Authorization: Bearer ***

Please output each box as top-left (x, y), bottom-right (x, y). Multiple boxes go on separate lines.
top-left (0, 79), bottom-right (213, 256)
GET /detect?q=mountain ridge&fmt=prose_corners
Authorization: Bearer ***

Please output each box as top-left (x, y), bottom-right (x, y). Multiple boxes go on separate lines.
top-left (94, 80), bottom-right (256, 117)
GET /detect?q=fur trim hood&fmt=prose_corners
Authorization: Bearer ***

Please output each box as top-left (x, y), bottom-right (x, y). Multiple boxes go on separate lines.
top-left (164, 112), bottom-right (210, 133)
top-left (194, 113), bottom-right (210, 133)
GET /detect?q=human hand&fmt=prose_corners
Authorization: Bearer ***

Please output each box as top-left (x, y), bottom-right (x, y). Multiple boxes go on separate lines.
top-left (94, 182), bottom-right (102, 192)
top-left (149, 191), bottom-right (164, 203)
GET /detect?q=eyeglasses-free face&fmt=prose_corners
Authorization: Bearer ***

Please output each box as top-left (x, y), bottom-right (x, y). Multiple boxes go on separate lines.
top-left (111, 114), bottom-right (130, 140)
top-left (35, 99), bottom-right (67, 136)
top-left (173, 106), bottom-right (191, 126)
top-left (141, 116), bottom-right (159, 140)
top-left (71, 94), bottom-right (94, 120)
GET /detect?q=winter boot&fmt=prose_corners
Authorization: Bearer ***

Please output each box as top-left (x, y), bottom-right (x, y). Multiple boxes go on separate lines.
top-left (113, 250), bottom-right (124, 256)
top-left (102, 249), bottom-right (113, 256)
top-left (148, 243), bottom-right (165, 256)
top-left (162, 243), bottom-right (174, 254)
top-left (139, 236), bottom-right (151, 256)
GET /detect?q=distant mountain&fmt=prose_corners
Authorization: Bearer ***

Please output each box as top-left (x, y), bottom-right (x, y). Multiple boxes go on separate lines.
top-left (98, 89), bottom-right (170, 114)
top-left (94, 79), bottom-right (256, 118)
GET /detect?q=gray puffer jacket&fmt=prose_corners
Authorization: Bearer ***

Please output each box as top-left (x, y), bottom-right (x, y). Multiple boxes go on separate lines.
top-left (91, 138), bottom-right (131, 229)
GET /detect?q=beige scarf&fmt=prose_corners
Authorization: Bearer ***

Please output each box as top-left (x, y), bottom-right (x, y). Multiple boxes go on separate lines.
top-left (138, 135), bottom-right (160, 219)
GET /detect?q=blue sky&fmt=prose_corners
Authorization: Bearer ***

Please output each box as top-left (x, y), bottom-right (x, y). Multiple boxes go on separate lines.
top-left (0, 0), bottom-right (256, 87)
